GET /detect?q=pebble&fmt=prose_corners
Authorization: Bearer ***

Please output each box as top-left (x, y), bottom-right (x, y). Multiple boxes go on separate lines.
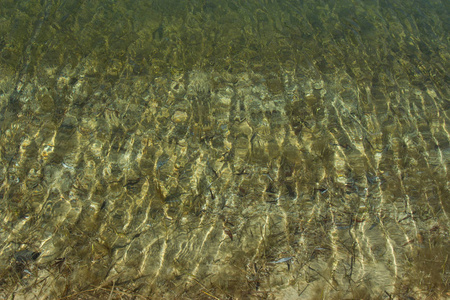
top-left (172, 110), bottom-right (188, 123)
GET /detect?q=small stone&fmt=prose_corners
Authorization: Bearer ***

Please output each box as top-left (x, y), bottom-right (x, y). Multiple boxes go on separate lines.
top-left (313, 80), bottom-right (324, 89)
top-left (172, 111), bottom-right (188, 123)
top-left (218, 95), bottom-right (232, 106)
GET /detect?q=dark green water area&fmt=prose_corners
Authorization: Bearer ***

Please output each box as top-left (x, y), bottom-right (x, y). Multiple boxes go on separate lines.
top-left (0, 0), bottom-right (449, 299)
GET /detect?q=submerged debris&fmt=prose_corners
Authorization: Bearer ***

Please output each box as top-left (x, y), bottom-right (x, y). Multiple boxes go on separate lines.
top-left (269, 257), bottom-right (293, 264)
top-left (14, 250), bottom-right (40, 263)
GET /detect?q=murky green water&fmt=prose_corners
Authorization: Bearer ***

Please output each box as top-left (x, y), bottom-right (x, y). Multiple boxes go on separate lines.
top-left (0, 0), bottom-right (449, 299)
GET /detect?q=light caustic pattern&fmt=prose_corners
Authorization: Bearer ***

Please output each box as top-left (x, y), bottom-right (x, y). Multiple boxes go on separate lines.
top-left (0, 0), bottom-right (449, 299)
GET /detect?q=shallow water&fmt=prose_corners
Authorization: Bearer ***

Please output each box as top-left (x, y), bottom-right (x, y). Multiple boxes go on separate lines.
top-left (0, 0), bottom-right (449, 299)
